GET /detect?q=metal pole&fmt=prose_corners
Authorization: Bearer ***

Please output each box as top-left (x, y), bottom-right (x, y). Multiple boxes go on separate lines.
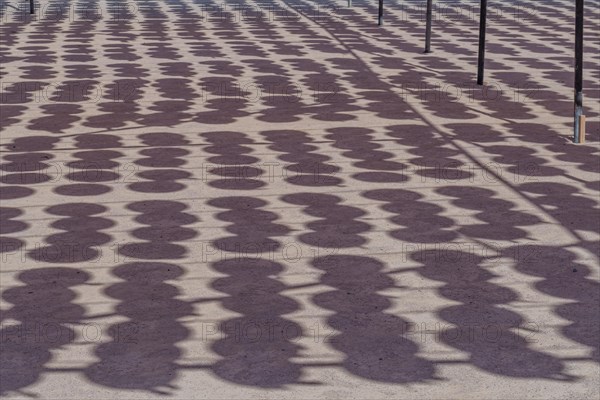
top-left (574, 0), bottom-right (584, 142)
top-left (30, 0), bottom-right (34, 14)
top-left (378, 0), bottom-right (383, 26)
top-left (348, 0), bottom-right (351, 7)
top-left (425, 0), bottom-right (433, 53)
top-left (477, 0), bottom-right (487, 85)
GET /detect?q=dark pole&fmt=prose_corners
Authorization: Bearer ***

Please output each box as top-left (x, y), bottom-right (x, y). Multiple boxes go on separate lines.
top-left (477, 0), bottom-right (487, 85)
top-left (574, 0), bottom-right (585, 142)
top-left (425, 0), bottom-right (433, 53)
top-left (30, 0), bottom-right (34, 14)
top-left (378, 0), bottom-right (383, 26)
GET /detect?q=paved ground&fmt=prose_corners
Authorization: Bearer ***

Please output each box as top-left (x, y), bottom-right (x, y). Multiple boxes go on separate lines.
top-left (1, 0), bottom-right (599, 399)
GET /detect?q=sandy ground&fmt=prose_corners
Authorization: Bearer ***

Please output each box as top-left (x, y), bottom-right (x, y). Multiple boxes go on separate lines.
top-left (1, 0), bottom-right (599, 399)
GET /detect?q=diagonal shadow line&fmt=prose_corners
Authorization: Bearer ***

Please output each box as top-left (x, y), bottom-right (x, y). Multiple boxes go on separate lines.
top-left (278, 0), bottom-right (588, 245)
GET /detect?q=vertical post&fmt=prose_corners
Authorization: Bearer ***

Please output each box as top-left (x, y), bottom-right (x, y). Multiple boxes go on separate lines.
top-left (425, 0), bottom-right (433, 53)
top-left (348, 0), bottom-right (351, 7)
top-left (574, 0), bottom-right (585, 143)
top-left (378, 0), bottom-right (383, 26)
top-left (477, 0), bottom-right (487, 85)
top-left (30, 0), bottom-right (34, 14)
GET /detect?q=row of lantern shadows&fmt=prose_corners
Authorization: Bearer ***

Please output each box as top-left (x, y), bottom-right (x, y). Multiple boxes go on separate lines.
top-left (8, 0), bottom-right (104, 133)
top-left (1, 125), bottom-right (597, 394)
top-left (0, 64), bottom-right (100, 394)
top-left (73, 131), bottom-right (195, 393)
top-left (201, 128), bottom-right (312, 386)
